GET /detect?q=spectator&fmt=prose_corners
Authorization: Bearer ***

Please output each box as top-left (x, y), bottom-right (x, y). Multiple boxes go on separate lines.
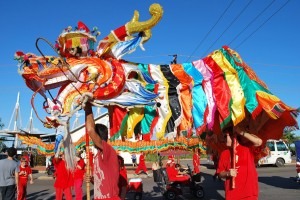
top-left (134, 152), bottom-right (150, 177)
top-left (45, 155), bottom-right (52, 169)
top-left (18, 157), bottom-right (33, 200)
top-left (53, 152), bottom-right (74, 200)
top-left (0, 147), bottom-right (20, 200)
top-left (216, 126), bottom-right (262, 200)
top-left (85, 101), bottom-right (120, 199)
top-left (28, 151), bottom-right (34, 168)
top-left (131, 153), bottom-right (137, 167)
top-left (22, 152), bottom-right (30, 166)
top-left (74, 150), bottom-right (85, 200)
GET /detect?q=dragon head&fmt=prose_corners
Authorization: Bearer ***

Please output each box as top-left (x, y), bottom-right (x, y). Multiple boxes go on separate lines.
top-left (15, 4), bottom-right (163, 129)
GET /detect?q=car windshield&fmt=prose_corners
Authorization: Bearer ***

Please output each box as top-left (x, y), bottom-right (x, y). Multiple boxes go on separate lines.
top-left (276, 141), bottom-right (288, 151)
top-left (266, 141), bottom-right (275, 151)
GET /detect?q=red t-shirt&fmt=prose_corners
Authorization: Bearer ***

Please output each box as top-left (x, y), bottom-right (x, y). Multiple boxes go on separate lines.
top-left (74, 158), bottom-right (85, 180)
top-left (19, 166), bottom-right (32, 181)
top-left (217, 145), bottom-right (258, 200)
top-left (53, 158), bottom-right (74, 189)
top-left (93, 141), bottom-right (120, 200)
top-left (138, 154), bottom-right (146, 167)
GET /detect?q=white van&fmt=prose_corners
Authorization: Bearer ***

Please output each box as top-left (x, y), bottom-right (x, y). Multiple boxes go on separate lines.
top-left (258, 139), bottom-right (292, 167)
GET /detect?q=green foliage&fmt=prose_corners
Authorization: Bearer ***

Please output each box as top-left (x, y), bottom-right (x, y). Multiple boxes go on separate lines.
top-left (0, 138), bottom-right (6, 152)
top-left (145, 153), bottom-right (160, 162)
top-left (145, 152), bottom-right (209, 162)
top-left (283, 131), bottom-right (300, 148)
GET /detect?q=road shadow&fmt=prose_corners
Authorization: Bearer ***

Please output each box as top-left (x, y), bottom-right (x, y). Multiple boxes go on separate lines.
top-left (201, 171), bottom-right (225, 200)
top-left (26, 189), bottom-right (49, 200)
top-left (258, 176), bottom-right (300, 189)
top-left (202, 163), bottom-right (216, 169)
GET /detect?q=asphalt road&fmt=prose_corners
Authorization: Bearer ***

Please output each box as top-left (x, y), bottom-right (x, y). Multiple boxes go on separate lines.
top-left (22, 159), bottom-right (300, 200)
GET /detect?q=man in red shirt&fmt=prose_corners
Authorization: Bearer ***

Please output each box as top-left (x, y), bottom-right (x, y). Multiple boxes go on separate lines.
top-left (216, 126), bottom-right (262, 200)
top-left (18, 157), bottom-right (33, 200)
top-left (192, 148), bottom-right (200, 174)
top-left (53, 153), bottom-right (74, 200)
top-left (134, 152), bottom-right (150, 176)
top-left (85, 102), bottom-right (120, 200)
top-left (74, 151), bottom-right (85, 200)
top-left (166, 161), bottom-right (189, 183)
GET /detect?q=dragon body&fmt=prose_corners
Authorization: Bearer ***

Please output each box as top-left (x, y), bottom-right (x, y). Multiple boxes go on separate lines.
top-left (15, 3), bottom-right (298, 147)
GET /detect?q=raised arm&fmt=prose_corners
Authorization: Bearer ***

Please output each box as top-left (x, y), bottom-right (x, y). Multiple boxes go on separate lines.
top-left (84, 102), bottom-right (103, 151)
top-left (234, 126), bottom-right (262, 147)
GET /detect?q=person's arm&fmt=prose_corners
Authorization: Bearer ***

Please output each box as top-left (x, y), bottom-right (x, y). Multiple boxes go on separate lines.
top-left (84, 102), bottom-right (103, 151)
top-left (234, 127), bottom-right (262, 147)
top-left (15, 171), bottom-right (19, 187)
top-left (29, 173), bottom-right (34, 184)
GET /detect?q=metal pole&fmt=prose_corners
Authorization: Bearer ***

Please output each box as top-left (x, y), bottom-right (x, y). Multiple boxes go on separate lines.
top-left (231, 135), bottom-right (237, 189)
top-left (85, 128), bottom-right (91, 200)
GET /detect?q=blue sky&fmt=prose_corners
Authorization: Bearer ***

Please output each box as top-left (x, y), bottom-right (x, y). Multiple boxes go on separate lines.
top-left (0, 0), bottom-right (299, 137)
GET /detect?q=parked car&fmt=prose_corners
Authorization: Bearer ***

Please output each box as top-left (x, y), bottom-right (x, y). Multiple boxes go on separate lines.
top-left (258, 140), bottom-right (292, 167)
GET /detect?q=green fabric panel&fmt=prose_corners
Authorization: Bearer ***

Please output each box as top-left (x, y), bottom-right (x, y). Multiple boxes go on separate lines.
top-left (141, 106), bottom-right (156, 134)
top-left (221, 48), bottom-right (258, 115)
top-left (110, 114), bottom-right (129, 141)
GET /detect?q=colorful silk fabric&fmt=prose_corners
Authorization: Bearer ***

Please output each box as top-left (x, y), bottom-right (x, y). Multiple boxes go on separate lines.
top-left (87, 46), bottom-right (298, 143)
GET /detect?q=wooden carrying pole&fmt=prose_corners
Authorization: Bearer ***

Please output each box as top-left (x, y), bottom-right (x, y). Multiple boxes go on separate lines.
top-left (231, 135), bottom-right (237, 189)
top-left (85, 128), bottom-right (91, 200)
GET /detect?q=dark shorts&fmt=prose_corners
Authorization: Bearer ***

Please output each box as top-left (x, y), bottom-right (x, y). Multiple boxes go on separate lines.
top-left (0, 184), bottom-right (17, 200)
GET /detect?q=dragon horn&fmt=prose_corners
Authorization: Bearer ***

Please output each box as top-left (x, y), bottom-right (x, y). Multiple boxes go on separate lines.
top-left (125, 3), bottom-right (163, 35)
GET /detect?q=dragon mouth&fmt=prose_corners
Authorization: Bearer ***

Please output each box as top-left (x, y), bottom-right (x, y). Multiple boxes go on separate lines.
top-left (43, 64), bottom-right (88, 90)
top-left (45, 75), bottom-right (71, 90)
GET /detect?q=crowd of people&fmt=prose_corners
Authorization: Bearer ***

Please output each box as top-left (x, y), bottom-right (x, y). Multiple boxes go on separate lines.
top-left (0, 98), bottom-right (273, 200)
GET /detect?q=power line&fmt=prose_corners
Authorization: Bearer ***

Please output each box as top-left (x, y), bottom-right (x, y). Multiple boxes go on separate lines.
top-left (234, 0), bottom-right (290, 49)
top-left (202, 0), bottom-right (253, 57)
top-left (185, 0), bottom-right (235, 62)
top-left (228, 0), bottom-right (276, 46)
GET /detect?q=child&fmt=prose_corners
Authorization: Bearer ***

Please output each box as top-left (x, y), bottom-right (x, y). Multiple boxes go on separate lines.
top-left (18, 157), bottom-right (34, 200)
top-left (131, 153), bottom-right (137, 167)
top-left (53, 152), bottom-right (73, 200)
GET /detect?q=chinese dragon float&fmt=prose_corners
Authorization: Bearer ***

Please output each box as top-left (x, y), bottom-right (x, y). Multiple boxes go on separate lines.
top-left (15, 3), bottom-right (299, 167)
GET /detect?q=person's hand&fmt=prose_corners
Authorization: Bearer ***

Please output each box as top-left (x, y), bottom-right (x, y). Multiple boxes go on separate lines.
top-left (85, 174), bottom-right (94, 184)
top-left (30, 179), bottom-right (34, 184)
top-left (233, 126), bottom-right (243, 136)
top-left (228, 168), bottom-right (237, 177)
top-left (79, 92), bottom-right (93, 110)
